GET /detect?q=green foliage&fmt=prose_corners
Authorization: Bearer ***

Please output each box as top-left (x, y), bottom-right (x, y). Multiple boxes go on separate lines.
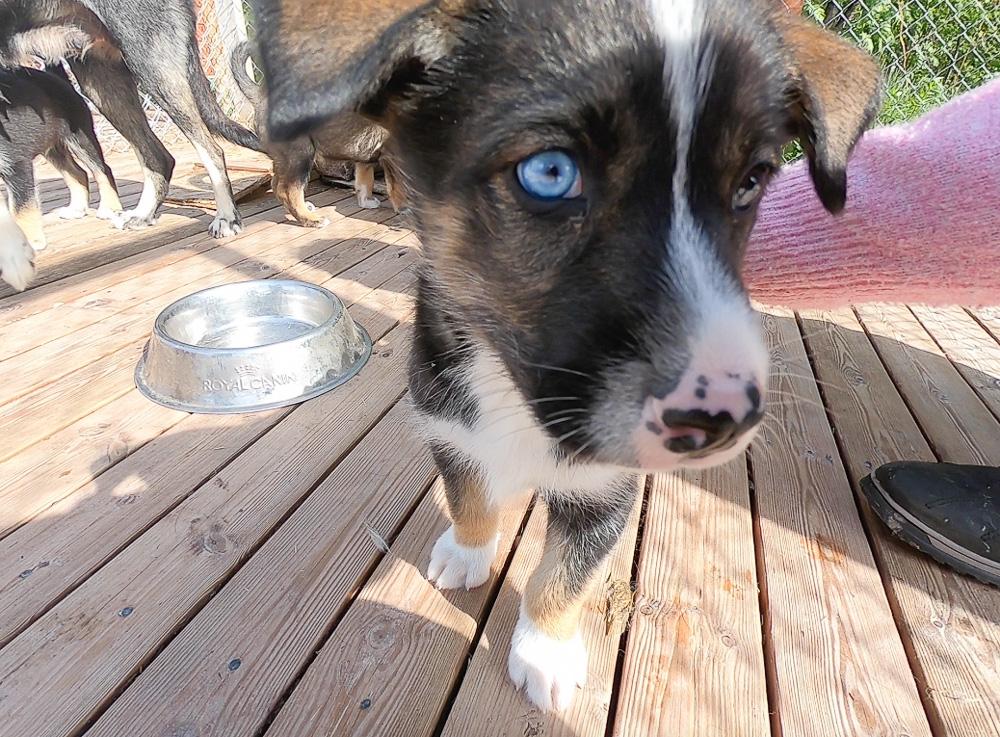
top-left (804, 0), bottom-right (1000, 125)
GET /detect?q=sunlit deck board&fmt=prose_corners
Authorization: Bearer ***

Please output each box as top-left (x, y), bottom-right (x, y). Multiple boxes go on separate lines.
top-left (0, 144), bottom-right (998, 737)
top-left (802, 307), bottom-right (1000, 737)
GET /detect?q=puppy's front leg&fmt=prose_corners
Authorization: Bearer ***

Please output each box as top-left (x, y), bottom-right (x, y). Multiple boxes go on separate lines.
top-left (427, 444), bottom-right (500, 590)
top-left (509, 475), bottom-right (638, 712)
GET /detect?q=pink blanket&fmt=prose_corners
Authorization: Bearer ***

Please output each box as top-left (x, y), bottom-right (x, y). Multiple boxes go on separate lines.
top-left (746, 78), bottom-right (1000, 308)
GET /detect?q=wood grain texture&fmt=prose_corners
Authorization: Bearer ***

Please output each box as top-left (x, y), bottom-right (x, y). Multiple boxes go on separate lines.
top-left (0, 325), bottom-right (411, 737)
top-left (909, 305), bottom-right (1000, 421)
top-left (0, 177), bottom-right (325, 319)
top-left (613, 464), bottom-right (769, 737)
top-left (0, 209), bottom-right (407, 428)
top-left (855, 304), bottom-right (1000, 464)
top-left (0, 210), bottom-right (407, 406)
top-left (0, 390), bottom-right (185, 536)
top-left (751, 309), bottom-right (932, 737)
top-left (263, 483), bottom-right (532, 737)
top-left (85, 401), bottom-right (437, 737)
top-left (0, 187), bottom-right (359, 366)
top-left (441, 479), bottom-right (643, 737)
top-left (802, 307), bottom-right (1000, 737)
top-left (0, 263), bottom-right (418, 648)
top-left (0, 228), bottom-right (417, 538)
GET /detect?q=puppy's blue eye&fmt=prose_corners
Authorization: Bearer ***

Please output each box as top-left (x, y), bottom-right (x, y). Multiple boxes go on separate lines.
top-left (516, 150), bottom-right (583, 200)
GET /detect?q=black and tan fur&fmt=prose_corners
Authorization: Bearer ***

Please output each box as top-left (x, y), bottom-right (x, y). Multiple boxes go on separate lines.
top-left (0, 65), bottom-right (122, 252)
top-left (228, 40), bottom-right (402, 226)
top-left (0, 0), bottom-right (262, 238)
top-left (249, 0), bottom-right (881, 711)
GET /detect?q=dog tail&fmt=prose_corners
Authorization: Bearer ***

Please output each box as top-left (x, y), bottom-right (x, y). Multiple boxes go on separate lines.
top-left (187, 45), bottom-right (263, 152)
top-left (0, 25), bottom-right (91, 68)
top-left (228, 41), bottom-right (264, 108)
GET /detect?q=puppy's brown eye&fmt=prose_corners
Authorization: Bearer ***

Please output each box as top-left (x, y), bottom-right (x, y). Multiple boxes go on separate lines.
top-left (733, 164), bottom-right (773, 212)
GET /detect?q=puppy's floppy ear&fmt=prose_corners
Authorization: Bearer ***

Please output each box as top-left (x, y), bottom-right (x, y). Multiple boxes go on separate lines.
top-left (248, 0), bottom-right (458, 140)
top-left (780, 14), bottom-right (882, 213)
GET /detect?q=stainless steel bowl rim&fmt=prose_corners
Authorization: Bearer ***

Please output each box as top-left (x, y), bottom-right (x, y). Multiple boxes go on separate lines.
top-left (134, 327), bottom-right (372, 414)
top-left (152, 279), bottom-right (343, 356)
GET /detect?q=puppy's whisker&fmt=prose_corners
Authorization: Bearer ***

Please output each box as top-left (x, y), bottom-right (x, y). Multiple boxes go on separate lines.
top-left (518, 360), bottom-right (593, 379)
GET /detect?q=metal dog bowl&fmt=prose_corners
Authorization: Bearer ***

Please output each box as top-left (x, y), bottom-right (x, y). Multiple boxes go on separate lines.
top-left (135, 280), bottom-right (371, 414)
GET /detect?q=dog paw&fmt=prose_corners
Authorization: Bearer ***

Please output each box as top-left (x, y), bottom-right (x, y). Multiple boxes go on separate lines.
top-left (358, 195), bottom-right (381, 210)
top-left (95, 206), bottom-right (123, 222)
top-left (299, 216), bottom-right (330, 229)
top-left (0, 237), bottom-right (36, 292)
top-left (55, 206), bottom-right (87, 220)
top-left (120, 209), bottom-right (158, 229)
top-left (427, 526), bottom-right (498, 590)
top-left (209, 215), bottom-right (242, 239)
top-left (508, 612), bottom-right (587, 712)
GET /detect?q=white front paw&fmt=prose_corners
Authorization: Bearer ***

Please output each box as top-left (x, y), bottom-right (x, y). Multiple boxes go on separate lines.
top-left (508, 610), bottom-right (587, 712)
top-left (0, 237), bottom-right (36, 291)
top-left (55, 205), bottom-right (87, 220)
top-left (358, 195), bottom-right (381, 209)
top-left (427, 526), bottom-right (498, 590)
top-left (95, 206), bottom-right (122, 222)
top-left (209, 215), bottom-right (242, 239)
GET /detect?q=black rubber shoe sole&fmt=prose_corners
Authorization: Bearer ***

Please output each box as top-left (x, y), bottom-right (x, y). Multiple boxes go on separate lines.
top-left (861, 472), bottom-right (1000, 588)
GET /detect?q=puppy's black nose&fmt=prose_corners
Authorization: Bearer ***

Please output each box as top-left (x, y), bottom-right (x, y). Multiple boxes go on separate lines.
top-left (661, 408), bottom-right (741, 453)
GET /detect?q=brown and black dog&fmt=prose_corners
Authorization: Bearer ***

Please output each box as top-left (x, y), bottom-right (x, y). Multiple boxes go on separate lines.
top-left (250, 0), bottom-right (881, 711)
top-left (229, 40), bottom-right (402, 227)
top-left (0, 65), bottom-right (123, 252)
top-left (0, 0), bottom-right (262, 238)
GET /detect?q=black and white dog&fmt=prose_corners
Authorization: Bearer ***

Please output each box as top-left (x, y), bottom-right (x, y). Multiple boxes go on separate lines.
top-left (251, 0), bottom-right (881, 711)
top-left (0, 0), bottom-right (262, 238)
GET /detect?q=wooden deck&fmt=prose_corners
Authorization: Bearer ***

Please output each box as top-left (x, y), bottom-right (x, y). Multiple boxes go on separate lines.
top-left (2, 144), bottom-right (999, 737)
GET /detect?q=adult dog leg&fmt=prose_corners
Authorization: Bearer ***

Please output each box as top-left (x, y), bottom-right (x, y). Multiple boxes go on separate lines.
top-left (6, 162), bottom-right (45, 252)
top-left (150, 91), bottom-right (243, 237)
top-left (273, 146), bottom-right (328, 227)
top-left (68, 55), bottom-right (174, 229)
top-left (426, 444), bottom-right (501, 591)
top-left (355, 163), bottom-right (381, 209)
top-left (508, 476), bottom-right (638, 711)
top-left (65, 128), bottom-right (123, 222)
top-left (45, 146), bottom-right (90, 220)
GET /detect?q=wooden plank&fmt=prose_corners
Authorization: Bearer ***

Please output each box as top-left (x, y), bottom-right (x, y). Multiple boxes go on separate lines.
top-left (910, 305), bottom-right (1000, 421)
top-left (0, 267), bottom-right (418, 647)
top-left (0, 327), bottom-right (412, 737)
top-left (0, 187), bottom-right (351, 361)
top-left (0, 223), bottom-right (413, 496)
top-left (0, 180), bottom-right (357, 299)
top-left (0, 244), bottom-right (417, 539)
top-left (801, 307), bottom-right (1000, 737)
top-left (0, 210), bottom-right (406, 415)
top-left (441, 481), bottom-right (642, 737)
top-left (86, 402), bottom-right (437, 737)
top-left (613, 463), bottom-right (769, 737)
top-left (750, 309), bottom-right (932, 737)
top-left (855, 304), bottom-right (1000, 464)
top-left (0, 179), bottom-right (330, 310)
top-left (0, 391), bottom-right (185, 537)
top-left (971, 307), bottom-right (1000, 346)
top-left (0, 341), bottom-right (146, 464)
top-left (264, 483), bottom-right (532, 737)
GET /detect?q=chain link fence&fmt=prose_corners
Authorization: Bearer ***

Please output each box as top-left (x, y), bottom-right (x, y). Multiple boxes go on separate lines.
top-left (801, 0), bottom-right (999, 124)
top-left (94, 0), bottom-right (997, 152)
top-left (93, 0), bottom-right (255, 152)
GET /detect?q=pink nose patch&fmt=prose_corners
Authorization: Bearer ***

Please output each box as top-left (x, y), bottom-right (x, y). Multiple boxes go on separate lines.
top-left (634, 370), bottom-right (763, 469)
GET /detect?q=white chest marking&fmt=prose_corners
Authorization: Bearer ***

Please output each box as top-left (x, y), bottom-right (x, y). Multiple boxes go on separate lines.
top-left (417, 350), bottom-right (619, 505)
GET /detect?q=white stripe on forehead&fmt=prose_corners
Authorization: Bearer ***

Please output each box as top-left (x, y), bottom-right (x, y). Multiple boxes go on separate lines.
top-left (648, 0), bottom-right (758, 360)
